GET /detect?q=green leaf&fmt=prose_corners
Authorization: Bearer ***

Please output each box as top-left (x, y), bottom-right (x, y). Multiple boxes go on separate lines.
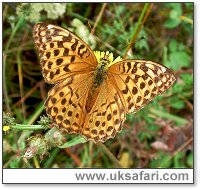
top-left (159, 155), bottom-right (172, 168)
top-left (173, 152), bottom-right (185, 168)
top-left (172, 83), bottom-right (184, 93)
top-left (164, 18), bottom-right (181, 29)
top-left (166, 3), bottom-right (182, 14)
top-left (150, 152), bottom-right (172, 168)
top-left (138, 131), bottom-right (152, 141)
top-left (169, 51), bottom-right (190, 70)
top-left (177, 43), bottom-right (186, 51)
top-left (166, 3), bottom-right (182, 15)
top-left (144, 116), bottom-right (154, 124)
top-left (164, 3), bottom-right (182, 29)
top-left (171, 99), bottom-right (185, 109)
top-left (185, 3), bottom-right (193, 9)
top-left (180, 73), bottom-right (193, 86)
top-left (186, 152), bottom-right (193, 167)
top-left (10, 158), bottom-right (21, 168)
top-left (170, 10), bottom-right (178, 18)
top-left (148, 125), bottom-right (160, 131)
top-left (169, 40), bottom-right (177, 52)
top-left (58, 136), bottom-right (87, 148)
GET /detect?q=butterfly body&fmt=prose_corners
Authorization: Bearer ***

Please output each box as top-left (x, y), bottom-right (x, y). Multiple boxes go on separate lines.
top-left (33, 23), bottom-right (176, 143)
top-left (93, 55), bottom-right (110, 88)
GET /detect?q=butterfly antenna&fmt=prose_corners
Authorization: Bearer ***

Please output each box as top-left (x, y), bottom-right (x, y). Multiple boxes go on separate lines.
top-left (85, 19), bottom-right (104, 51)
top-left (122, 36), bottom-right (145, 59)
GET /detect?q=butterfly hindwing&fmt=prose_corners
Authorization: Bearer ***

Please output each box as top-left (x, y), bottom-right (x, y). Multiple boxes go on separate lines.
top-left (45, 73), bottom-right (93, 134)
top-left (82, 77), bottom-right (126, 142)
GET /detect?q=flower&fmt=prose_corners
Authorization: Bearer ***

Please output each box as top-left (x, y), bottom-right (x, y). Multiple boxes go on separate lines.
top-left (94, 51), bottom-right (122, 67)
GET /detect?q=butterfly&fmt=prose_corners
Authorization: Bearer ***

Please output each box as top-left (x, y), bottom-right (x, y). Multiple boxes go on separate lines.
top-left (33, 23), bottom-right (176, 143)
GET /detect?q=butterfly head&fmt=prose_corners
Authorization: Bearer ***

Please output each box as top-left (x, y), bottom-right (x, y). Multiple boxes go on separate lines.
top-left (92, 51), bottom-right (123, 88)
top-left (94, 51), bottom-right (122, 68)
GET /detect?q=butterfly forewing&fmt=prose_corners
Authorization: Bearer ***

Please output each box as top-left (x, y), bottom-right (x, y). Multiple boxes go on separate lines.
top-left (33, 23), bottom-right (97, 84)
top-left (108, 60), bottom-right (176, 113)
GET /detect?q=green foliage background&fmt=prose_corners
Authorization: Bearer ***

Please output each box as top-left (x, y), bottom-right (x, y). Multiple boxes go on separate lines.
top-left (3, 2), bottom-right (193, 168)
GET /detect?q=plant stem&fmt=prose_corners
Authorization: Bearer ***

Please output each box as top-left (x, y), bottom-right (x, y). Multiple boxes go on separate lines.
top-left (98, 142), bottom-right (122, 168)
top-left (25, 102), bottom-right (44, 125)
top-left (12, 124), bottom-right (44, 130)
top-left (150, 108), bottom-right (188, 125)
top-left (17, 50), bottom-right (26, 121)
top-left (33, 157), bottom-right (40, 168)
top-left (123, 3), bottom-right (153, 59)
top-left (3, 54), bottom-right (11, 113)
top-left (3, 16), bottom-right (25, 114)
top-left (4, 16), bottom-right (25, 52)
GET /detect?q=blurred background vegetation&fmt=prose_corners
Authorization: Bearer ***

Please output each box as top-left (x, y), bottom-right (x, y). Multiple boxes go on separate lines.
top-left (3, 2), bottom-right (193, 168)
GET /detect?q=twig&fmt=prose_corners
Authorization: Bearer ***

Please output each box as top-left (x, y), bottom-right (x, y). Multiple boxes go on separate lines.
top-left (17, 50), bottom-right (26, 120)
top-left (98, 142), bottom-right (122, 168)
top-left (65, 148), bottom-right (81, 166)
top-left (3, 54), bottom-right (11, 113)
top-left (91, 3), bottom-right (107, 35)
top-left (159, 137), bottom-right (193, 168)
top-left (14, 81), bottom-right (44, 106)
